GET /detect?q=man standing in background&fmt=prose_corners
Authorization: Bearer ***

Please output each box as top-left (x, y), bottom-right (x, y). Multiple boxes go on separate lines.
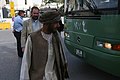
top-left (21, 6), bottom-right (42, 52)
top-left (13, 10), bottom-right (25, 58)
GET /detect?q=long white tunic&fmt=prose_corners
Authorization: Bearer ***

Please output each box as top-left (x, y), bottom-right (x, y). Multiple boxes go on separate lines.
top-left (20, 31), bottom-right (58, 80)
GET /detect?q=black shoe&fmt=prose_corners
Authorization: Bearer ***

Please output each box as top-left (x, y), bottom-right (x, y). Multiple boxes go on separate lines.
top-left (18, 55), bottom-right (23, 58)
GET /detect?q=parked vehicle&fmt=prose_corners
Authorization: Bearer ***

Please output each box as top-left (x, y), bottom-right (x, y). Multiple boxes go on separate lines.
top-left (64, 0), bottom-right (120, 77)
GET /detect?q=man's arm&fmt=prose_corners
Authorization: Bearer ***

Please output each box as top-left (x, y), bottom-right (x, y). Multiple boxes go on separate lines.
top-left (21, 20), bottom-right (28, 50)
top-left (20, 36), bottom-right (32, 80)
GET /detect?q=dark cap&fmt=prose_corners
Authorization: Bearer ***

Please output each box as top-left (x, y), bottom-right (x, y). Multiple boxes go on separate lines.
top-left (19, 10), bottom-right (25, 13)
top-left (39, 11), bottom-right (61, 23)
top-left (18, 10), bottom-right (25, 15)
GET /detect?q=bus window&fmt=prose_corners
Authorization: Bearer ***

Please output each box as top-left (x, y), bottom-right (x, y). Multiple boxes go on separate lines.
top-left (66, 0), bottom-right (119, 15)
top-left (95, 0), bottom-right (118, 9)
top-left (67, 0), bottom-right (88, 11)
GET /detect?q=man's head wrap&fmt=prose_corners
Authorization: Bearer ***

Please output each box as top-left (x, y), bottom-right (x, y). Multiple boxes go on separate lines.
top-left (39, 11), bottom-right (61, 23)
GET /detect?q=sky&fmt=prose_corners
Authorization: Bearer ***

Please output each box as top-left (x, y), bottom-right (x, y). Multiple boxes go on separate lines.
top-left (33, 0), bottom-right (42, 4)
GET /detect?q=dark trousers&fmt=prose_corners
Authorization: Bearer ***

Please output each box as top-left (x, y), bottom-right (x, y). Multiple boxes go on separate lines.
top-left (13, 31), bottom-right (23, 57)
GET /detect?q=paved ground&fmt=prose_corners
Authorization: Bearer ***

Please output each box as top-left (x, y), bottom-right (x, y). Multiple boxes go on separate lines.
top-left (0, 30), bottom-right (21, 80)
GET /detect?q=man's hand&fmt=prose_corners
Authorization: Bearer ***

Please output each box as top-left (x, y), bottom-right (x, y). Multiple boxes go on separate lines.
top-left (22, 47), bottom-right (25, 52)
top-left (12, 30), bottom-right (15, 33)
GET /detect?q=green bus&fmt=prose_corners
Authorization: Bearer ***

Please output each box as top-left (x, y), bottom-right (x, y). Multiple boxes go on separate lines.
top-left (64, 0), bottom-right (120, 77)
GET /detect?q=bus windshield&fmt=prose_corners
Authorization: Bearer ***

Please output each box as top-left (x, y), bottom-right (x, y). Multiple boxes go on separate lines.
top-left (92, 0), bottom-right (118, 9)
top-left (67, 0), bottom-right (118, 12)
